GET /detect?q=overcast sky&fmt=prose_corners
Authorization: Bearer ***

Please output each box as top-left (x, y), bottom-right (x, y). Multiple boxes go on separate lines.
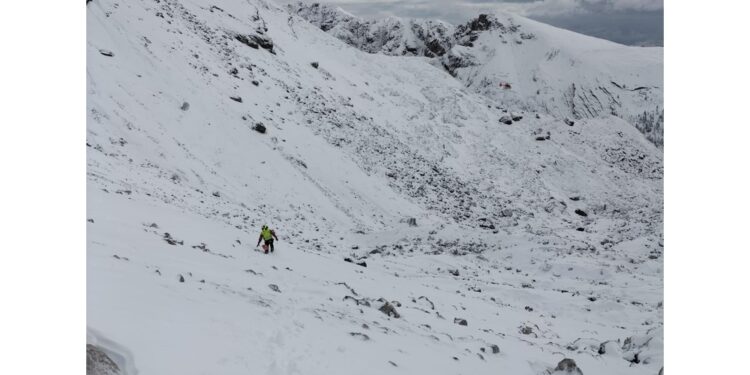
top-left (287, 0), bottom-right (663, 46)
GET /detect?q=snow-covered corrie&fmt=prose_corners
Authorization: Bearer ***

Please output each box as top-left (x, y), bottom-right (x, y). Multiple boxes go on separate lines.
top-left (87, 0), bottom-right (662, 374)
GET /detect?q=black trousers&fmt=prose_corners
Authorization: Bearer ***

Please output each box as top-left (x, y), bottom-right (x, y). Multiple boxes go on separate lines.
top-left (264, 239), bottom-right (274, 252)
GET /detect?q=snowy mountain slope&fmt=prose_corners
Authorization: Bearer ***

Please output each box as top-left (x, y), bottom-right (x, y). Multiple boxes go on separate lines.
top-left (87, 0), bottom-right (663, 374)
top-left (290, 4), bottom-right (663, 146)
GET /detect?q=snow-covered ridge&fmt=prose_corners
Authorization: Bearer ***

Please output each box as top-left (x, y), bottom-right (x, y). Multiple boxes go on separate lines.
top-left (87, 0), bottom-right (662, 374)
top-left (288, 1), bottom-right (455, 57)
top-left (290, 3), bottom-right (664, 146)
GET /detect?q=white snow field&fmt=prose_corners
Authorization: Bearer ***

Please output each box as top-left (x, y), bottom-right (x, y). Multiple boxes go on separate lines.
top-left (87, 0), bottom-right (663, 374)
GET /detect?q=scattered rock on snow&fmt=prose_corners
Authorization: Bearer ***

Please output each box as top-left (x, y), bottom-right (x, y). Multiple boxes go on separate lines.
top-left (180, 102), bottom-right (190, 111)
top-left (268, 284), bottom-right (281, 293)
top-left (229, 96), bottom-right (243, 103)
top-left (406, 217), bottom-right (417, 227)
top-left (454, 318), bottom-right (468, 326)
top-left (564, 118), bottom-right (575, 126)
top-left (511, 113), bottom-right (523, 121)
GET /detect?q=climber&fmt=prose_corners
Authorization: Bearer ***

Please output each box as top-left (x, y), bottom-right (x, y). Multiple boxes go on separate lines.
top-left (256, 225), bottom-right (279, 254)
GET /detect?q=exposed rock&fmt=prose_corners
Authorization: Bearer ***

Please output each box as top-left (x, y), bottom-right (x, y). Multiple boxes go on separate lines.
top-left (406, 217), bottom-right (417, 226)
top-left (378, 301), bottom-right (400, 318)
top-left (511, 113), bottom-right (523, 121)
top-left (180, 102), bottom-right (190, 111)
top-left (520, 325), bottom-right (533, 335)
top-left (311, 61), bottom-right (319, 69)
top-left (574, 209), bottom-right (588, 217)
top-left (99, 49), bottom-right (114, 57)
top-left (178, 274), bottom-right (185, 282)
top-left (235, 33), bottom-right (274, 53)
top-left (87, 344), bottom-right (121, 375)
top-left (235, 34), bottom-right (259, 49)
top-left (499, 115), bottom-right (513, 125)
top-left (343, 295), bottom-right (371, 307)
top-left (349, 332), bottom-right (370, 341)
top-left (229, 96), bottom-right (243, 103)
top-left (490, 344), bottom-right (500, 354)
top-left (454, 317), bottom-right (468, 326)
top-left (163, 232), bottom-right (183, 246)
top-left (268, 284), bottom-right (281, 293)
top-left (552, 358), bottom-right (583, 374)
top-left (253, 123), bottom-right (266, 133)
top-left (564, 118), bottom-right (575, 126)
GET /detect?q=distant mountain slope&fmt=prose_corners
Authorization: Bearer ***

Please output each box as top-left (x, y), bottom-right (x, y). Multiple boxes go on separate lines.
top-left (87, 0), bottom-right (663, 374)
top-left (290, 3), bottom-right (664, 146)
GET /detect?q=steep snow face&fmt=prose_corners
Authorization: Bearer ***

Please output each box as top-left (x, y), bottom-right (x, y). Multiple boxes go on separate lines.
top-left (87, 0), bottom-right (662, 374)
top-left (442, 13), bottom-right (664, 146)
top-left (292, 7), bottom-right (663, 146)
top-left (288, 1), bottom-right (454, 57)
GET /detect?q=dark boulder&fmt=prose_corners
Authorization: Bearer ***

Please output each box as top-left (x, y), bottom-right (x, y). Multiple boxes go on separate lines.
top-left (253, 123), bottom-right (266, 133)
top-left (553, 358), bottom-right (583, 374)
